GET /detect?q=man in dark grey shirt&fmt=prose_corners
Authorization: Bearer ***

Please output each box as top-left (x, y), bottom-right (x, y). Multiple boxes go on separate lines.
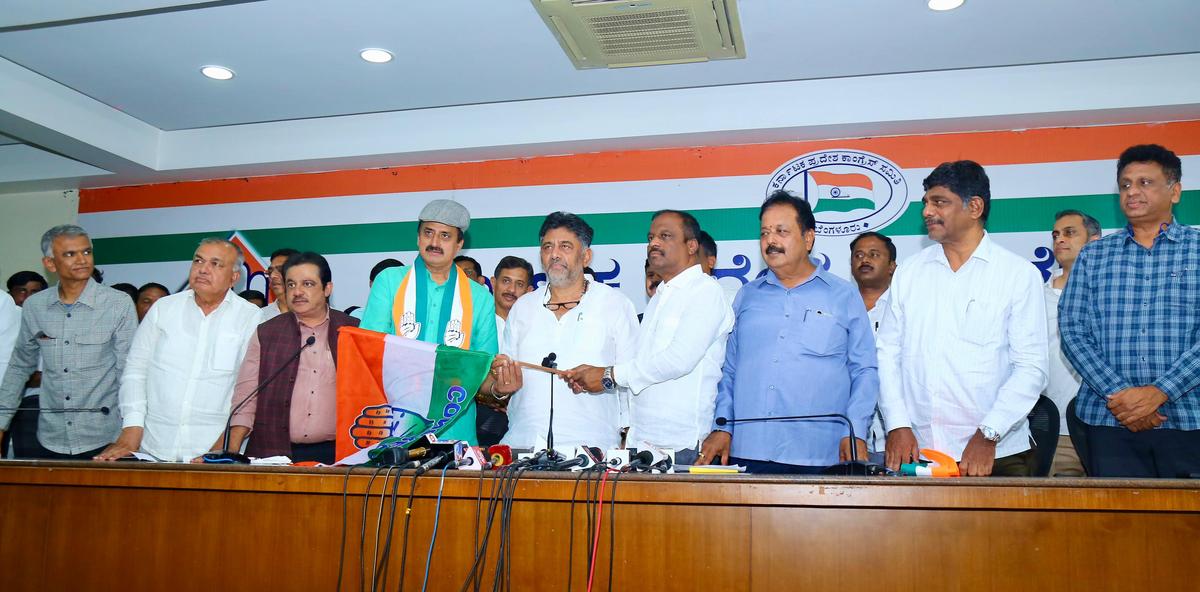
top-left (0, 225), bottom-right (137, 458)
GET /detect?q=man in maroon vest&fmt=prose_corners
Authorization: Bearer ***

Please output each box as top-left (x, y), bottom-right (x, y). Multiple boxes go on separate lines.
top-left (226, 252), bottom-right (358, 464)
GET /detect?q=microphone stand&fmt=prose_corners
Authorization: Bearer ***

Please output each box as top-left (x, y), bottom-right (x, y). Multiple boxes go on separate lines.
top-left (202, 335), bottom-right (316, 464)
top-left (542, 353), bottom-right (558, 463)
top-left (716, 413), bottom-right (886, 476)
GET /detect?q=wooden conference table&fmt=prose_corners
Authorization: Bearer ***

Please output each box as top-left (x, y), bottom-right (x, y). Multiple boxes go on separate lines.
top-left (0, 461), bottom-right (1197, 591)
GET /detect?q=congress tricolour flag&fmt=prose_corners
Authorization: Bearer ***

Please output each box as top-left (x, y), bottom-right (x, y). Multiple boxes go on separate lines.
top-left (806, 170), bottom-right (876, 213)
top-left (335, 326), bottom-right (492, 464)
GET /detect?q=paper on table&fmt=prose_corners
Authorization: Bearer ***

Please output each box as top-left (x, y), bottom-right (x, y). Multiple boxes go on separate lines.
top-left (250, 456), bottom-right (293, 466)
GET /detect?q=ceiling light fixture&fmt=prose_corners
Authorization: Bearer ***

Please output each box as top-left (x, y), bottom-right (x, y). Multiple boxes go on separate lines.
top-left (360, 48), bottom-right (393, 63)
top-left (200, 65), bottom-right (235, 80)
top-left (928, 0), bottom-right (964, 10)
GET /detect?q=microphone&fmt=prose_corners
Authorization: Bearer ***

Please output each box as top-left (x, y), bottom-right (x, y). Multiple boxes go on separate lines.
top-left (715, 414), bottom-right (886, 476)
top-left (414, 451), bottom-right (455, 476)
top-left (0, 406), bottom-right (110, 414)
top-left (376, 446), bottom-right (431, 467)
top-left (202, 335), bottom-right (317, 464)
top-left (488, 444), bottom-right (513, 468)
top-left (541, 352), bottom-right (557, 457)
top-left (553, 446), bottom-right (603, 470)
top-left (626, 450), bottom-right (655, 471)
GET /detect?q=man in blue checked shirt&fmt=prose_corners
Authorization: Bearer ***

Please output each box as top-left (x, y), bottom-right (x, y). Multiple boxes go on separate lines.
top-left (697, 191), bottom-right (879, 474)
top-left (1060, 144), bottom-right (1200, 478)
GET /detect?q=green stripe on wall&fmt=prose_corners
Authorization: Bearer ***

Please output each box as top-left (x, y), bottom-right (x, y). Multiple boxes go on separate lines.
top-left (93, 191), bottom-right (1200, 265)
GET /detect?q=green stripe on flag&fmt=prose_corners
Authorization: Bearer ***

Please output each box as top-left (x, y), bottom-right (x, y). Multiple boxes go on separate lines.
top-left (92, 191), bottom-right (1200, 265)
top-left (425, 345), bottom-right (493, 442)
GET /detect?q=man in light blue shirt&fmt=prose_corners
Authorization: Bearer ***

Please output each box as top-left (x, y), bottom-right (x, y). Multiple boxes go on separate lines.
top-left (698, 191), bottom-right (879, 473)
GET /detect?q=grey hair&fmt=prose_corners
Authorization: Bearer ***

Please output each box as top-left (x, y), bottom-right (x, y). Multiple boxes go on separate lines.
top-left (198, 237), bottom-right (245, 271)
top-left (41, 224), bottom-right (91, 257)
top-left (1054, 210), bottom-right (1102, 239)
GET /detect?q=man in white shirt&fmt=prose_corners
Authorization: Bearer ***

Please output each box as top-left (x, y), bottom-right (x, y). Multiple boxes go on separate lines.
top-left (850, 231), bottom-right (897, 458)
top-left (96, 238), bottom-right (261, 462)
top-left (487, 212), bottom-right (638, 451)
top-left (1043, 209), bottom-right (1101, 476)
top-left (259, 248), bottom-right (299, 323)
top-left (877, 161), bottom-right (1048, 477)
top-left (566, 210), bottom-right (732, 464)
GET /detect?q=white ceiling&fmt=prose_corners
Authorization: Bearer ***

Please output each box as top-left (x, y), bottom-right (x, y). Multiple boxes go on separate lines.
top-left (1, 0), bottom-right (1199, 192)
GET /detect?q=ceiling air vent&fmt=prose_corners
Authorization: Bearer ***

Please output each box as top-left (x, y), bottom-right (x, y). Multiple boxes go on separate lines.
top-left (532, 0), bottom-right (744, 69)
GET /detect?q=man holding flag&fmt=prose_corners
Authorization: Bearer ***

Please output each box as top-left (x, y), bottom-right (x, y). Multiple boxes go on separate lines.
top-left (359, 199), bottom-right (499, 445)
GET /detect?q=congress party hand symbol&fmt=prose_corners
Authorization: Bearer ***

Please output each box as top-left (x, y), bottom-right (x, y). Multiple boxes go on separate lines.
top-left (350, 404), bottom-right (408, 449)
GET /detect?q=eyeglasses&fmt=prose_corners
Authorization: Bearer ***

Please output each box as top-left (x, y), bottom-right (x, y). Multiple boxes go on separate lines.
top-left (1119, 178), bottom-right (1176, 192)
top-left (544, 280), bottom-right (589, 311)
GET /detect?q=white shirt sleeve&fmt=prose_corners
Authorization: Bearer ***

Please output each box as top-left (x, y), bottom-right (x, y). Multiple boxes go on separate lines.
top-left (613, 284), bottom-right (730, 394)
top-left (0, 293), bottom-right (19, 380)
top-left (981, 265), bottom-right (1049, 435)
top-left (876, 272), bottom-right (910, 433)
top-left (119, 299), bottom-right (161, 428)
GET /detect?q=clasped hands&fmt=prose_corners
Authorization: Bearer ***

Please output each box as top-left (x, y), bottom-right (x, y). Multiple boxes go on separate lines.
top-left (1107, 385), bottom-right (1168, 432)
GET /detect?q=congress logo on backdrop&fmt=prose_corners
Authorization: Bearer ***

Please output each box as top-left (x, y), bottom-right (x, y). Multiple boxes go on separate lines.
top-left (766, 150), bottom-right (909, 236)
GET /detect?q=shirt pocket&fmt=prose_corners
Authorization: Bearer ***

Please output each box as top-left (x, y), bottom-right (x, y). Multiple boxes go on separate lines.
top-left (211, 330), bottom-right (244, 373)
top-left (72, 332), bottom-right (112, 370)
top-left (797, 309), bottom-right (847, 357)
top-left (961, 298), bottom-right (1005, 349)
top-left (1166, 266), bottom-right (1199, 312)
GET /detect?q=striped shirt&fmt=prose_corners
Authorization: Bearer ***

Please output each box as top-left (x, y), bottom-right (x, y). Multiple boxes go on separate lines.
top-left (1059, 222), bottom-right (1200, 429)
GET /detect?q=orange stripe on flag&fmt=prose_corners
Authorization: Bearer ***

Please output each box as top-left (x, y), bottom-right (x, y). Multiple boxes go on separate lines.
top-left (335, 326), bottom-right (389, 463)
top-left (808, 171), bottom-right (873, 190)
top-left (79, 121), bottom-right (1200, 213)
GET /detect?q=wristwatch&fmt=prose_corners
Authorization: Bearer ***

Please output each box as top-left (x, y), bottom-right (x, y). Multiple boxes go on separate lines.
top-left (978, 425), bottom-right (1001, 443)
top-left (601, 366), bottom-right (616, 391)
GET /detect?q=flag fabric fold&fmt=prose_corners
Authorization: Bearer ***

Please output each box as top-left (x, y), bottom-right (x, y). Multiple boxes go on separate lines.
top-left (335, 326), bottom-right (492, 463)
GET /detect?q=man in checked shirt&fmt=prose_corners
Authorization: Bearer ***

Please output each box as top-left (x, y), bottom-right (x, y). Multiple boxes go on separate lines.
top-left (0, 225), bottom-right (137, 459)
top-left (1060, 144), bottom-right (1200, 477)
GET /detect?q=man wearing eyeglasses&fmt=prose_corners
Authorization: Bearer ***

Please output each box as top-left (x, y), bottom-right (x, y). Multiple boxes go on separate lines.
top-left (486, 212), bottom-right (638, 451)
top-left (1059, 144), bottom-right (1200, 477)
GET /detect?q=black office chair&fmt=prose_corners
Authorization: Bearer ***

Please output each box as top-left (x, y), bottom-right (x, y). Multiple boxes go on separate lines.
top-left (1065, 398), bottom-right (1091, 475)
top-left (1026, 395), bottom-right (1059, 477)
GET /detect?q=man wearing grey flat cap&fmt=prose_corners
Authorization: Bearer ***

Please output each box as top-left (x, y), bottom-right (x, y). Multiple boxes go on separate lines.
top-left (360, 199), bottom-right (499, 444)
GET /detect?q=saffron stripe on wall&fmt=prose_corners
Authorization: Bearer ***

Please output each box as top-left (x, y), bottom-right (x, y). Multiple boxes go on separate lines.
top-left (79, 121), bottom-right (1200, 213)
top-left (91, 190), bottom-right (1200, 266)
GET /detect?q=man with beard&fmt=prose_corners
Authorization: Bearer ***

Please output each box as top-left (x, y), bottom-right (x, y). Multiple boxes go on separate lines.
top-left (360, 199), bottom-right (498, 444)
top-left (850, 231), bottom-right (897, 458)
top-left (698, 192), bottom-right (878, 473)
top-left (877, 161), bottom-right (1047, 476)
top-left (566, 210), bottom-right (733, 464)
top-left (485, 212), bottom-right (638, 451)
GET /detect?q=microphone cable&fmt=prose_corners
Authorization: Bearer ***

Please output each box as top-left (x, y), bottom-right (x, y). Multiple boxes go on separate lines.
top-left (419, 464), bottom-right (453, 592)
top-left (336, 463), bottom-right (357, 592)
top-left (586, 469), bottom-right (612, 592)
top-left (373, 464), bottom-right (406, 592)
top-left (607, 468), bottom-right (625, 592)
top-left (369, 466), bottom-right (396, 590)
top-left (396, 469), bottom-right (423, 592)
top-left (358, 466), bottom-right (386, 592)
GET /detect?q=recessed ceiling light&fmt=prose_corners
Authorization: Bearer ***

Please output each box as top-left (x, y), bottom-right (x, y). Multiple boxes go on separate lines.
top-left (928, 0), bottom-right (965, 10)
top-left (360, 48), bottom-right (393, 63)
top-left (200, 65), bottom-right (235, 80)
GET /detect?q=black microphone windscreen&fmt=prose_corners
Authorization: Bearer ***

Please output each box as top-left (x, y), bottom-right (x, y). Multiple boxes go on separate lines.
top-left (305, 335), bottom-right (316, 346)
top-left (100, 406), bottom-right (111, 415)
top-left (715, 417), bottom-right (729, 426)
top-left (632, 450), bottom-right (654, 465)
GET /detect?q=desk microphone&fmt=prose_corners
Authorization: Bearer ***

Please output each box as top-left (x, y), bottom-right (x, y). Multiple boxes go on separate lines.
top-left (715, 414), bottom-right (887, 476)
top-left (202, 335), bottom-right (316, 464)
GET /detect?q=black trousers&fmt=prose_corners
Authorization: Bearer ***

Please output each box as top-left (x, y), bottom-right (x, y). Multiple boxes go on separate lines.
top-left (25, 442), bottom-right (108, 460)
top-left (2, 395), bottom-right (40, 458)
top-left (290, 440), bottom-right (335, 464)
top-left (476, 406), bottom-right (508, 448)
top-left (728, 456), bottom-right (825, 475)
top-left (1088, 425), bottom-right (1200, 478)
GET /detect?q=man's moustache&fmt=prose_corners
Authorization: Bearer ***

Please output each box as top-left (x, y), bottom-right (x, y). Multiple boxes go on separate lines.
top-left (765, 246), bottom-right (785, 255)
